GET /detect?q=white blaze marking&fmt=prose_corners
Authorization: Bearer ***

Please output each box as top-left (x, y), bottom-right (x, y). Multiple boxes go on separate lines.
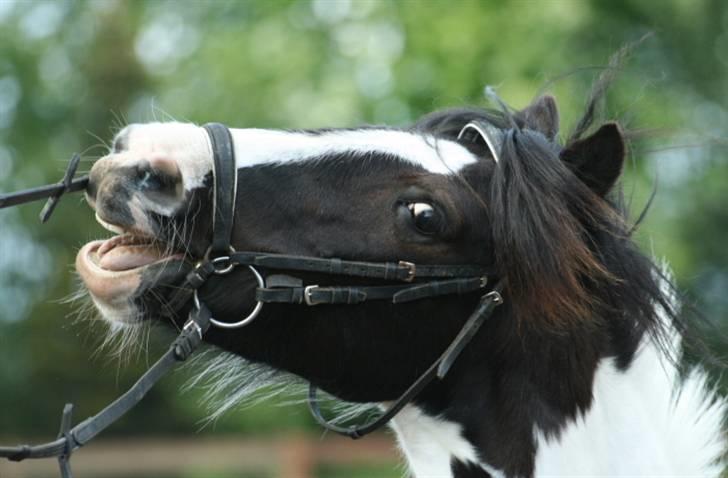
top-left (228, 128), bottom-right (477, 175)
top-left (114, 123), bottom-right (478, 196)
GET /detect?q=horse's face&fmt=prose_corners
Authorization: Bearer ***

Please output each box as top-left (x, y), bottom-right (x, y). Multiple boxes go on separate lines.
top-left (77, 122), bottom-right (491, 310)
top-left (76, 115), bottom-right (502, 399)
top-left (76, 95), bottom-right (627, 403)
top-left (73, 94), bottom-right (707, 478)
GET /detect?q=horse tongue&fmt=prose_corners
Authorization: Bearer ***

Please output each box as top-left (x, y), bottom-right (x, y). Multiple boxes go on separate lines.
top-left (98, 245), bottom-right (165, 271)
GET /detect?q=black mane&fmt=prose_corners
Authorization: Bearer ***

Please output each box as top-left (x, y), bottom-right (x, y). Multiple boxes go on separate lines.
top-left (419, 105), bottom-right (676, 335)
top-left (406, 101), bottom-right (688, 475)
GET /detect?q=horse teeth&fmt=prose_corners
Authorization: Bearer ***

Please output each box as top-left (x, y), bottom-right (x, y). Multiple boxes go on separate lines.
top-left (98, 234), bottom-right (136, 256)
top-left (98, 233), bottom-right (152, 256)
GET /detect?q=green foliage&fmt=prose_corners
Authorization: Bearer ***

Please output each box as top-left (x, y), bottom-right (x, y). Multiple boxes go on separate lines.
top-left (0, 0), bottom-right (726, 458)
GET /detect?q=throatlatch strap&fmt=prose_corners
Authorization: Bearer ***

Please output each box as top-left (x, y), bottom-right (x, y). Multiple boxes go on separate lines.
top-left (307, 280), bottom-right (505, 439)
top-left (204, 123), bottom-right (237, 257)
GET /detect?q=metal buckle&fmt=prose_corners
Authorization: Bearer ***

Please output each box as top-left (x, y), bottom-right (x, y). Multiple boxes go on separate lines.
top-left (398, 261), bottom-right (416, 282)
top-left (190, 266), bottom-right (206, 282)
top-left (210, 255), bottom-right (235, 275)
top-left (483, 290), bottom-right (503, 305)
top-left (204, 246), bottom-right (237, 275)
top-left (304, 285), bottom-right (321, 306)
top-left (188, 292), bottom-right (206, 340)
top-left (182, 312), bottom-right (204, 341)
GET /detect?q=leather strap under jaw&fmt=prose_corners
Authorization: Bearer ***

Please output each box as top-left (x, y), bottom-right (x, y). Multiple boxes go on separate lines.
top-left (308, 280), bottom-right (505, 439)
top-left (203, 123), bottom-right (237, 258)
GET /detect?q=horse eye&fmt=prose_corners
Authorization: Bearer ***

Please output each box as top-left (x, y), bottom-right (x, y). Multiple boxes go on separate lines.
top-left (407, 202), bottom-right (440, 235)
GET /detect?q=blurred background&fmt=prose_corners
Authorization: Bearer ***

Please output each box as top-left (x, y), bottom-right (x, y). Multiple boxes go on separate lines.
top-left (0, 0), bottom-right (726, 477)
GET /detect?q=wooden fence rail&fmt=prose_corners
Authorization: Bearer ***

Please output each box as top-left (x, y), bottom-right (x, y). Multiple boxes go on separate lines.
top-left (0, 434), bottom-right (399, 478)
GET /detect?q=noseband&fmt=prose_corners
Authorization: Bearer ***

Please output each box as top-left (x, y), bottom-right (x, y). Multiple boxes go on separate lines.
top-left (0, 122), bottom-right (505, 476)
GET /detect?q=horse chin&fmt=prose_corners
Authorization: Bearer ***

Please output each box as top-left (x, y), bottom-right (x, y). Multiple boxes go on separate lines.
top-left (76, 238), bottom-right (187, 324)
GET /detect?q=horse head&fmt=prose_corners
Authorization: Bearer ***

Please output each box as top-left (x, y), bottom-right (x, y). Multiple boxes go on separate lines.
top-left (75, 94), bottom-right (724, 477)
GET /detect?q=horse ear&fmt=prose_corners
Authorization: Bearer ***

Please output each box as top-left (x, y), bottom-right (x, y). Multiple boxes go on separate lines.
top-left (560, 122), bottom-right (625, 196)
top-left (516, 94), bottom-right (560, 140)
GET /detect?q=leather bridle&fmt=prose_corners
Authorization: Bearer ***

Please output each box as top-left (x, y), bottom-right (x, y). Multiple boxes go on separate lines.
top-left (0, 121), bottom-right (505, 476)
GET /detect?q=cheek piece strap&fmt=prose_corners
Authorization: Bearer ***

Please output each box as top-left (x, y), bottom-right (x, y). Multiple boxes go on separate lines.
top-left (0, 122), bottom-right (506, 476)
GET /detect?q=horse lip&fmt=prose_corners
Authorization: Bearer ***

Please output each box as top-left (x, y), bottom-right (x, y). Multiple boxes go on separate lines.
top-left (76, 240), bottom-right (185, 306)
top-left (76, 240), bottom-right (143, 304)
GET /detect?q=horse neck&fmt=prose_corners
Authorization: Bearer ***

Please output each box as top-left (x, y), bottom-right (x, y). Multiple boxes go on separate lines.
top-left (387, 328), bottom-right (726, 478)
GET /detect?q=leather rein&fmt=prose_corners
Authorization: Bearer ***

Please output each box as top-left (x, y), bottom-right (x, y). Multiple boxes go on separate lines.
top-left (0, 122), bottom-right (505, 476)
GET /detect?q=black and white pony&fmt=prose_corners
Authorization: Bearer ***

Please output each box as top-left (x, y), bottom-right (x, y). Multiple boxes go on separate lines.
top-left (76, 91), bottom-right (726, 477)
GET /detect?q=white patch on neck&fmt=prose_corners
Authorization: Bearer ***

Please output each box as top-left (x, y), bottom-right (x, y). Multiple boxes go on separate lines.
top-left (228, 128), bottom-right (477, 174)
top-left (389, 405), bottom-right (505, 478)
top-left (534, 335), bottom-right (726, 476)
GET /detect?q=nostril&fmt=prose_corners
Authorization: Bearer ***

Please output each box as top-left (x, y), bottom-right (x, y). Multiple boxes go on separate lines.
top-left (136, 168), bottom-right (164, 191)
top-left (149, 157), bottom-right (180, 179)
top-left (135, 159), bottom-right (183, 201)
